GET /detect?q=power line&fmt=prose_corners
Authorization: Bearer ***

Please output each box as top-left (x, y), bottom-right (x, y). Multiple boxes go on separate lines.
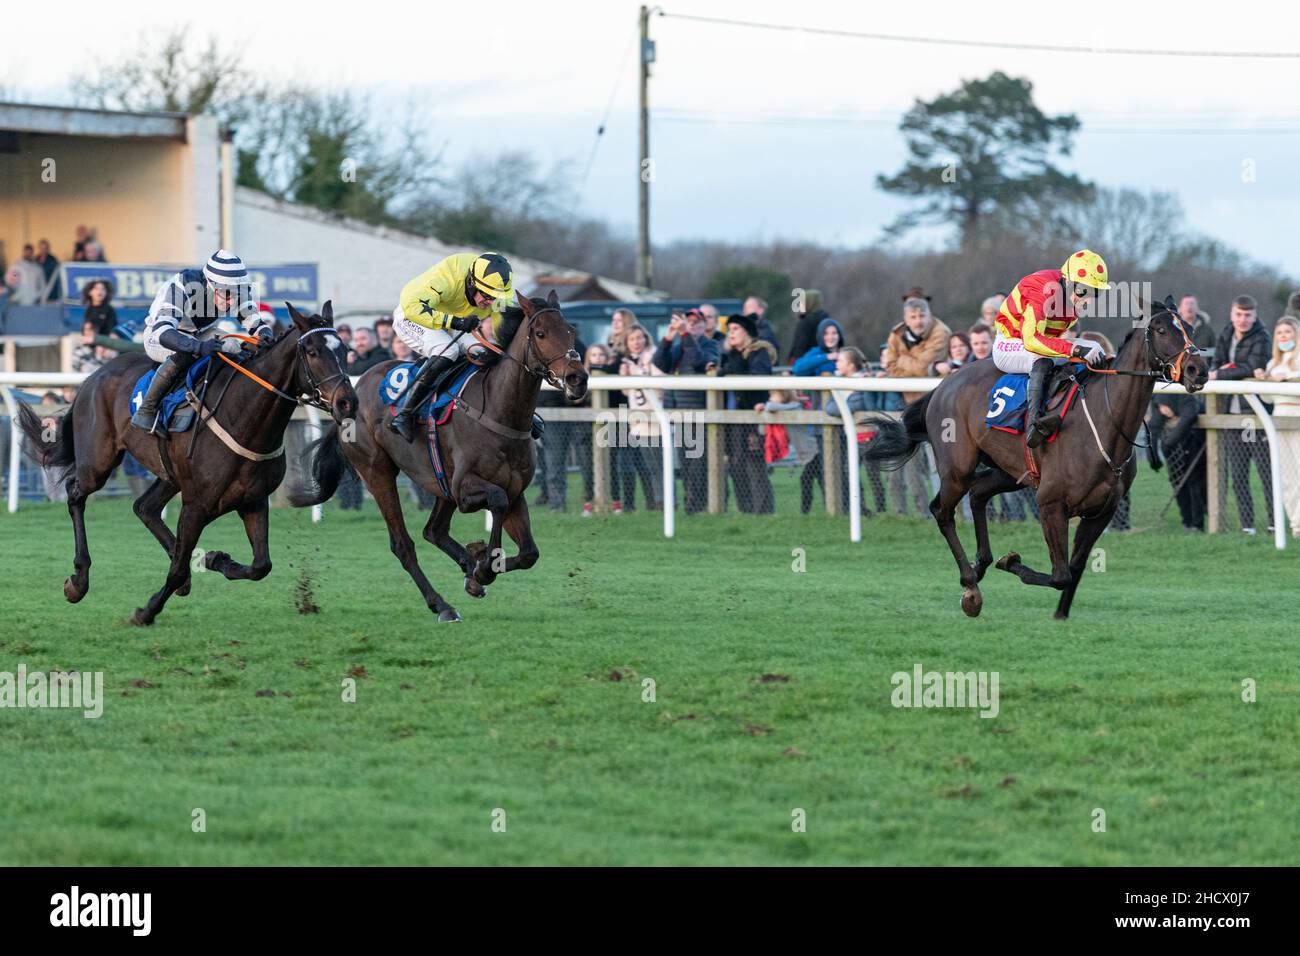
top-left (653, 108), bottom-right (1300, 134)
top-left (575, 25), bottom-right (640, 211)
top-left (658, 10), bottom-right (1300, 59)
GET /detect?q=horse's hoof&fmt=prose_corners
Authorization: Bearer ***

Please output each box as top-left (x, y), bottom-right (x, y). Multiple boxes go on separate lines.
top-left (995, 552), bottom-right (1020, 572)
top-left (961, 587), bottom-right (983, 617)
top-left (63, 577), bottom-right (87, 604)
top-left (130, 608), bottom-right (153, 627)
top-left (437, 607), bottom-right (462, 623)
top-left (177, 579), bottom-right (191, 597)
top-left (464, 576), bottom-right (486, 598)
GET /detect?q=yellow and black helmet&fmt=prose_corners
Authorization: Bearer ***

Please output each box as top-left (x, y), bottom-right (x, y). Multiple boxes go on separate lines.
top-left (466, 252), bottom-right (514, 302)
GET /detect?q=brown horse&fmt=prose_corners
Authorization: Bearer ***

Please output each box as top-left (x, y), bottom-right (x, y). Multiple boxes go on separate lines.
top-left (18, 302), bottom-right (356, 625)
top-left (290, 291), bottom-right (588, 622)
top-left (862, 296), bottom-right (1208, 619)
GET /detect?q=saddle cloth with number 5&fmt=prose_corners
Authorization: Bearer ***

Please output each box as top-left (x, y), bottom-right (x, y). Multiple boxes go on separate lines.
top-left (985, 373), bottom-right (1078, 435)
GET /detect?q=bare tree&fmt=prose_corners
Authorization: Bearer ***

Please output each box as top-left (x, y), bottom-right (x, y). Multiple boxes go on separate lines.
top-left (73, 28), bottom-right (252, 121)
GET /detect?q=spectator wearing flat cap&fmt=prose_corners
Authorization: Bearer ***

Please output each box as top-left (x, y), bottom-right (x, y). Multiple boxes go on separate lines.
top-left (718, 313), bottom-right (777, 514)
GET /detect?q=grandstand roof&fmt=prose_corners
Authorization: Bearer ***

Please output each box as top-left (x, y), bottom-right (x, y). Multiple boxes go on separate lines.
top-left (0, 101), bottom-right (190, 141)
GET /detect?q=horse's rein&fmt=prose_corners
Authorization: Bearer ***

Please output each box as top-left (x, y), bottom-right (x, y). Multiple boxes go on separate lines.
top-left (1068, 314), bottom-right (1198, 383)
top-left (217, 329), bottom-right (348, 411)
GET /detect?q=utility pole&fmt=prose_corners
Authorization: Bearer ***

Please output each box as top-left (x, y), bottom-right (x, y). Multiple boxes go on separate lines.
top-left (637, 5), bottom-right (654, 290)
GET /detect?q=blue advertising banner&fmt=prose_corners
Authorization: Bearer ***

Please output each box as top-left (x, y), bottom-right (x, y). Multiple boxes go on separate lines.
top-left (62, 263), bottom-right (318, 306)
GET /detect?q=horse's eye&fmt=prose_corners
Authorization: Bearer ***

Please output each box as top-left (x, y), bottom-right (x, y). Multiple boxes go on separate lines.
top-left (536, 329), bottom-right (546, 339)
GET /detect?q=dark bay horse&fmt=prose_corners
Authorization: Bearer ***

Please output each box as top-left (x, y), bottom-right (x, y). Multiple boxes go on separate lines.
top-left (290, 291), bottom-right (587, 622)
top-left (863, 296), bottom-right (1208, 619)
top-left (18, 302), bottom-right (356, 625)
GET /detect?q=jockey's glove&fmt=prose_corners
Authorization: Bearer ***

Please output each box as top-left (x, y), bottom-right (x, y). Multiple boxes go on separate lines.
top-left (255, 325), bottom-right (275, 349)
top-left (196, 339), bottom-right (221, 358)
top-left (220, 336), bottom-right (245, 355)
top-left (1070, 342), bottom-right (1103, 362)
top-left (449, 316), bottom-right (481, 333)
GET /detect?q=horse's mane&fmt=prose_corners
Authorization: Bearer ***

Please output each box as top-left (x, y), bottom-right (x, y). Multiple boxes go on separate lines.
top-left (497, 305), bottom-right (527, 345)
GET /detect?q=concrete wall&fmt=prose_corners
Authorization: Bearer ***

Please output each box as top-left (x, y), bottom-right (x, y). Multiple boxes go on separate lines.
top-left (0, 120), bottom-right (220, 268)
top-left (233, 188), bottom-right (466, 319)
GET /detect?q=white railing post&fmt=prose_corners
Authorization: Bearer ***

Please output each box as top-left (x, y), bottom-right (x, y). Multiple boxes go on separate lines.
top-left (830, 389), bottom-right (861, 543)
top-left (2, 386), bottom-right (20, 514)
top-left (1243, 394), bottom-right (1285, 551)
top-left (305, 405), bottom-right (324, 524)
top-left (643, 387), bottom-right (674, 538)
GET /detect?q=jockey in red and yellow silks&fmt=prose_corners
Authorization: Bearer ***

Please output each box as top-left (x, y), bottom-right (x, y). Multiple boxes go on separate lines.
top-left (992, 249), bottom-right (1111, 447)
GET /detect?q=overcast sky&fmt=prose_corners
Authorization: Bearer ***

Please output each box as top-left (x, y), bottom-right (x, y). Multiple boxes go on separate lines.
top-left (7, 0), bottom-right (1300, 277)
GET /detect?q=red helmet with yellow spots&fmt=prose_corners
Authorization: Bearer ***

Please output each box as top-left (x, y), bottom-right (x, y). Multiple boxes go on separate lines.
top-left (1061, 250), bottom-right (1111, 290)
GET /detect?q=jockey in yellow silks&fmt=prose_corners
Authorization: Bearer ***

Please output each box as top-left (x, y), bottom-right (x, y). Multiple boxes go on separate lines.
top-left (388, 252), bottom-right (516, 441)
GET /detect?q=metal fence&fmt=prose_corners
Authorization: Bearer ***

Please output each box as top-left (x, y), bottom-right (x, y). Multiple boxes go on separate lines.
top-left (4, 371), bottom-right (1299, 549)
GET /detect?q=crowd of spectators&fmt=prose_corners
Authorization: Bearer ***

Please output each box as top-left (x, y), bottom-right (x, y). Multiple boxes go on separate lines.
top-left (1, 226), bottom-right (107, 312)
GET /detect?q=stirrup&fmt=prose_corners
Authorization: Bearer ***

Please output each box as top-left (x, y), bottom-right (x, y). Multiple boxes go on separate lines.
top-left (1026, 414), bottom-right (1058, 448)
top-left (131, 408), bottom-right (161, 432)
top-left (389, 405), bottom-right (423, 442)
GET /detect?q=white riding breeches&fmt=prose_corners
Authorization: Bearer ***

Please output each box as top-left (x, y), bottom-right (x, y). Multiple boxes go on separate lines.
top-left (992, 333), bottom-right (1090, 375)
top-left (392, 307), bottom-right (467, 360)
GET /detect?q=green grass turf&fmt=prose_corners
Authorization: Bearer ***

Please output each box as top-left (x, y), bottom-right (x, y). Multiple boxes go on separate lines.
top-left (1, 465), bottom-right (1296, 865)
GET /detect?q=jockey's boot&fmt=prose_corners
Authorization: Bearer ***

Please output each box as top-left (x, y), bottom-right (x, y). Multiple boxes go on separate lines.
top-left (131, 357), bottom-right (187, 434)
top-left (390, 354), bottom-right (454, 442)
top-left (1024, 357), bottom-right (1059, 449)
top-left (531, 413), bottom-right (544, 440)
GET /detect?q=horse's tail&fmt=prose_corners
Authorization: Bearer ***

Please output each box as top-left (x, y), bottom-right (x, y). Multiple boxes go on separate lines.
top-left (16, 400), bottom-right (76, 469)
top-left (287, 424), bottom-right (353, 507)
top-left (861, 391), bottom-right (933, 469)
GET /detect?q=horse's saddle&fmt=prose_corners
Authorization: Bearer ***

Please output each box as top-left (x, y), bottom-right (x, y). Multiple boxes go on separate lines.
top-left (129, 357), bottom-right (213, 433)
top-left (379, 360), bottom-right (481, 422)
top-left (985, 366), bottom-right (1085, 435)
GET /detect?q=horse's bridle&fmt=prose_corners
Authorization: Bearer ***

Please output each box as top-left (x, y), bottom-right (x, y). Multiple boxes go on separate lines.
top-left (294, 327), bottom-right (351, 411)
top-left (1149, 312), bottom-right (1199, 385)
top-left (502, 307), bottom-right (580, 390)
top-left (219, 326), bottom-right (350, 412)
top-left (1088, 310), bottom-right (1200, 458)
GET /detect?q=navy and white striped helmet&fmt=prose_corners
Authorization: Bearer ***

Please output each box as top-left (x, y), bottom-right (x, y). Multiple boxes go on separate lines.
top-left (203, 249), bottom-right (248, 288)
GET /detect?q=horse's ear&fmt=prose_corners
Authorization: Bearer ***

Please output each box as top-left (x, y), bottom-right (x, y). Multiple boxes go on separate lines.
top-left (516, 291), bottom-right (536, 317)
top-left (285, 301), bottom-right (310, 332)
top-left (1163, 294), bottom-right (1177, 313)
top-left (546, 289), bottom-right (560, 309)
top-left (321, 300), bottom-right (333, 324)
